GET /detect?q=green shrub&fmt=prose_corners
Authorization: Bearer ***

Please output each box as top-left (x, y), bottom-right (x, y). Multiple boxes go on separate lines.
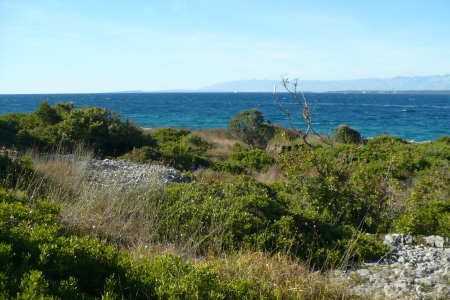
top-left (151, 128), bottom-right (211, 170)
top-left (437, 135), bottom-right (450, 144)
top-left (227, 109), bottom-right (275, 149)
top-left (277, 142), bottom-right (397, 232)
top-left (36, 100), bottom-right (62, 125)
top-left (59, 106), bottom-right (152, 156)
top-left (229, 149), bottom-right (275, 171)
top-left (0, 121), bottom-right (17, 146)
top-left (0, 187), bottom-right (291, 298)
top-left (395, 202), bottom-right (450, 236)
top-left (153, 127), bottom-right (190, 143)
top-left (120, 145), bottom-right (162, 163)
top-left (333, 124), bottom-right (361, 144)
top-left (0, 155), bottom-right (34, 189)
top-left (154, 179), bottom-right (387, 266)
top-left (395, 166), bottom-right (450, 236)
top-left (210, 161), bottom-right (246, 175)
top-left (0, 101), bottom-right (154, 156)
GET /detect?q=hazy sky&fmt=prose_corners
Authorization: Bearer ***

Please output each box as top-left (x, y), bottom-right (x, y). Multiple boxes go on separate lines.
top-left (1, 0), bottom-right (449, 93)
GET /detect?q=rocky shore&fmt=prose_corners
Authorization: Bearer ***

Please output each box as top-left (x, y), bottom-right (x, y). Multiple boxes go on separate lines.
top-left (335, 234), bottom-right (450, 299)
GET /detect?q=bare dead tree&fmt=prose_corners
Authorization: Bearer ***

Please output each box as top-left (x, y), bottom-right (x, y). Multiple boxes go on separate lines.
top-left (274, 75), bottom-right (330, 150)
top-left (275, 75), bottom-right (348, 177)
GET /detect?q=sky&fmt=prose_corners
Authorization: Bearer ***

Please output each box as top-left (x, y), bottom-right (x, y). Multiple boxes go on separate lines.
top-left (1, 0), bottom-right (449, 94)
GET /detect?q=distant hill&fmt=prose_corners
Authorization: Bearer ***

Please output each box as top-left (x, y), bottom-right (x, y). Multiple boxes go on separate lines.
top-left (198, 74), bottom-right (450, 92)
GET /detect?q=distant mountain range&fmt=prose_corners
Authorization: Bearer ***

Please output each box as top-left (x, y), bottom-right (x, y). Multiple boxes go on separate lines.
top-left (198, 74), bottom-right (450, 92)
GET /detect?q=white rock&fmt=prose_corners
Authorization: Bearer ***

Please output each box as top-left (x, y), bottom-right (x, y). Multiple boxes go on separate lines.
top-left (435, 236), bottom-right (445, 248)
top-left (356, 269), bottom-right (370, 276)
top-left (424, 235), bottom-right (436, 246)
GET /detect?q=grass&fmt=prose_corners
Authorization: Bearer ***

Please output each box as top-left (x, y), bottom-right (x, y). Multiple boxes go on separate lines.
top-left (196, 128), bottom-right (242, 161)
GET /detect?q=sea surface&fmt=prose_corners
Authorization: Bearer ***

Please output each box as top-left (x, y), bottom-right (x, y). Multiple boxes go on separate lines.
top-left (0, 92), bottom-right (449, 142)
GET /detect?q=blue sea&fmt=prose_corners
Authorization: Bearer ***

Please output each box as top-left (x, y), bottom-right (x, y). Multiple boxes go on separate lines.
top-left (1, 92), bottom-right (449, 142)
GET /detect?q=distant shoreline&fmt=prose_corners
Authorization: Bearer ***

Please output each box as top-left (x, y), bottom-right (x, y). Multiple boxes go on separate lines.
top-left (2, 90), bottom-right (450, 95)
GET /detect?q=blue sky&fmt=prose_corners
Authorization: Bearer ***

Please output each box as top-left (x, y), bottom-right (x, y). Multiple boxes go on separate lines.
top-left (1, 0), bottom-right (449, 93)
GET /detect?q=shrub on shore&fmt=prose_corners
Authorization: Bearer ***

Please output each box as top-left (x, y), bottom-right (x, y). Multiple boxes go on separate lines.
top-left (333, 124), bottom-right (362, 144)
top-left (0, 101), bottom-right (154, 157)
top-left (227, 108), bottom-right (275, 150)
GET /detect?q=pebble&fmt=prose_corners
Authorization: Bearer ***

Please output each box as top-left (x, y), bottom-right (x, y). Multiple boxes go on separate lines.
top-left (83, 158), bottom-right (190, 191)
top-left (333, 234), bottom-right (450, 299)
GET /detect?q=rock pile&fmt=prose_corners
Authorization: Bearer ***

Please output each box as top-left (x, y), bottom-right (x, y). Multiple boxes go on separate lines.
top-left (334, 234), bottom-right (450, 299)
top-left (85, 158), bottom-right (190, 191)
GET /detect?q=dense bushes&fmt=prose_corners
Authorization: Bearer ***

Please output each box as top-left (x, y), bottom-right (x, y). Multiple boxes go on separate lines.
top-left (394, 167), bottom-right (450, 236)
top-left (153, 178), bottom-right (387, 266)
top-left (0, 187), bottom-right (359, 298)
top-left (211, 149), bottom-right (275, 175)
top-left (0, 188), bottom-right (224, 299)
top-left (277, 134), bottom-right (450, 234)
top-left (0, 101), bottom-right (153, 157)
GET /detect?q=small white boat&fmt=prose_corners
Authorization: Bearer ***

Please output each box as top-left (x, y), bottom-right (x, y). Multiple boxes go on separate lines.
top-left (273, 85), bottom-right (276, 94)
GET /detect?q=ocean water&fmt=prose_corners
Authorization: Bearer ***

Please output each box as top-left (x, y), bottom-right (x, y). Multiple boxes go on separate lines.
top-left (0, 92), bottom-right (449, 142)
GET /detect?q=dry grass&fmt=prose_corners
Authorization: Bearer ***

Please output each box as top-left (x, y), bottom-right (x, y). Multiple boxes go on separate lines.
top-left (209, 251), bottom-right (358, 300)
top-left (195, 128), bottom-right (245, 161)
top-left (24, 144), bottom-right (163, 248)
top-left (130, 248), bottom-right (360, 299)
top-left (251, 164), bottom-right (285, 184)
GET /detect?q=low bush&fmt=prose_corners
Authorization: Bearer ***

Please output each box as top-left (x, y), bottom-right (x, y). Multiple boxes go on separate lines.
top-left (210, 161), bottom-right (246, 175)
top-left (395, 166), bottom-right (450, 236)
top-left (436, 135), bottom-right (450, 144)
top-left (0, 155), bottom-right (34, 189)
top-left (155, 178), bottom-right (387, 266)
top-left (151, 128), bottom-right (211, 170)
top-left (334, 124), bottom-right (362, 144)
top-left (229, 149), bottom-right (275, 172)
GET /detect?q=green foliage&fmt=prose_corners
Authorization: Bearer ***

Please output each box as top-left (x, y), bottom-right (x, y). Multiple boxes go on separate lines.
top-left (150, 128), bottom-right (211, 170)
top-left (227, 109), bottom-right (275, 149)
top-left (153, 179), bottom-right (386, 266)
top-left (0, 188), bottom-right (212, 299)
top-left (210, 161), bottom-right (246, 174)
top-left (436, 136), bottom-right (450, 144)
top-left (58, 106), bottom-right (151, 156)
top-left (36, 100), bottom-right (62, 125)
top-left (54, 102), bottom-right (74, 118)
top-left (0, 155), bottom-right (34, 189)
top-left (1, 187), bottom-right (359, 299)
top-left (229, 150), bottom-right (275, 172)
top-left (210, 150), bottom-right (275, 175)
top-left (333, 124), bottom-right (362, 144)
top-left (395, 166), bottom-right (450, 236)
top-left (120, 145), bottom-right (163, 163)
top-left (153, 127), bottom-right (190, 143)
top-left (0, 101), bottom-right (154, 156)
top-left (278, 144), bottom-right (393, 232)
top-left (0, 118), bottom-right (18, 146)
